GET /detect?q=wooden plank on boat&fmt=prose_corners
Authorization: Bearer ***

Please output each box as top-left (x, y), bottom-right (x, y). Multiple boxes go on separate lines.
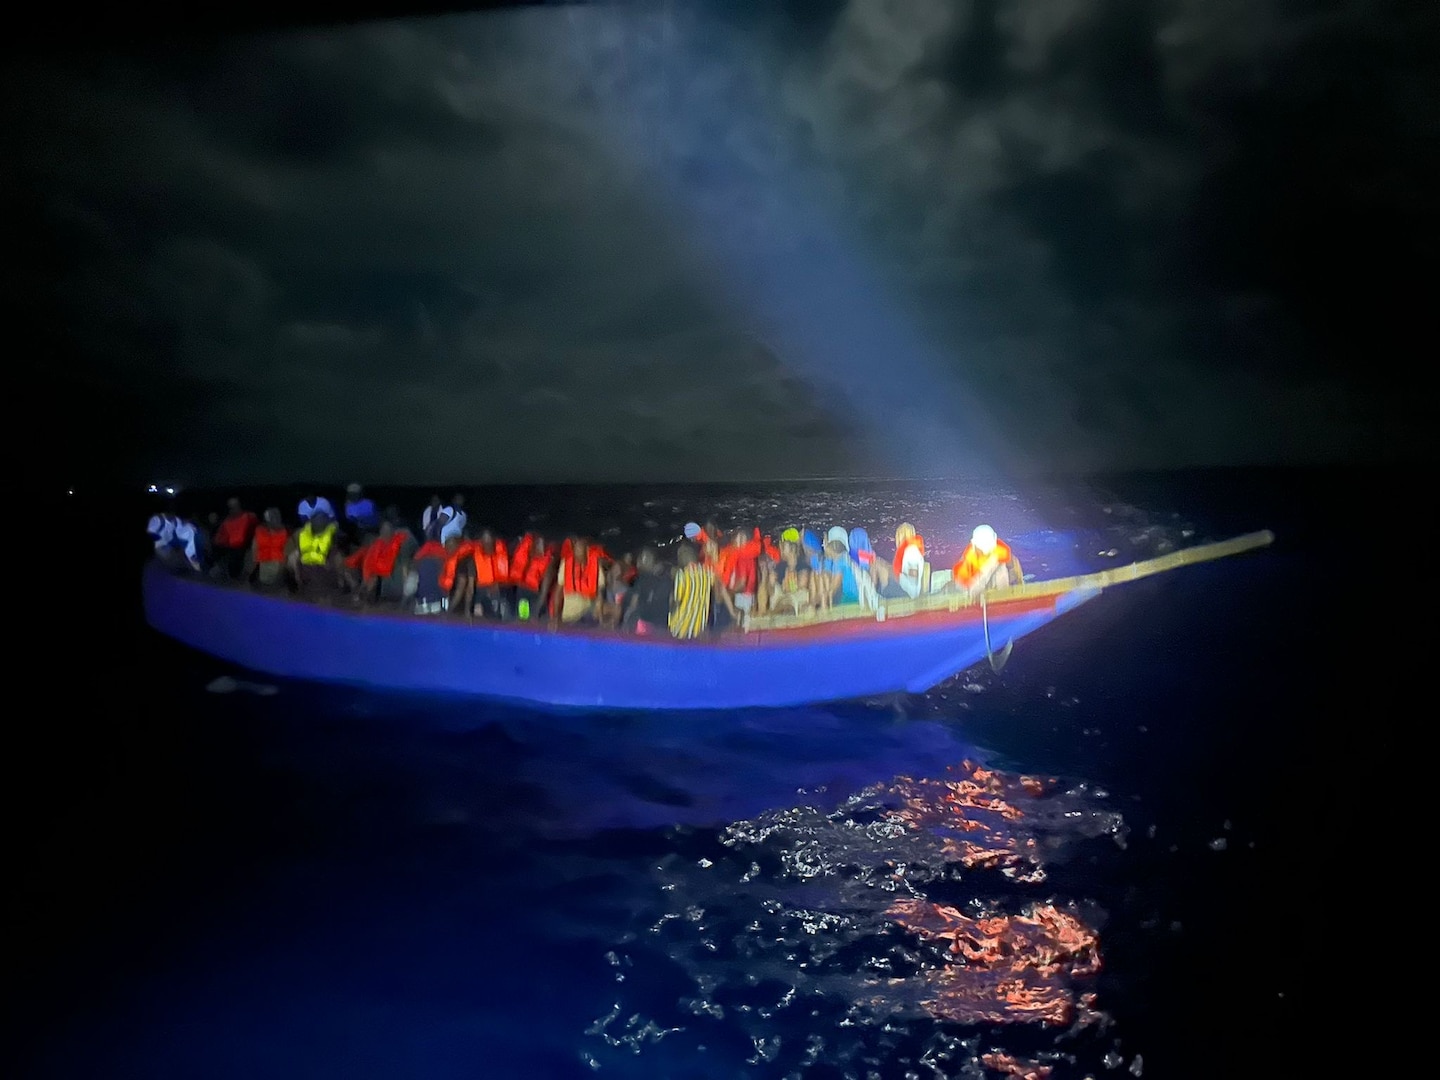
top-left (746, 530), bottom-right (1275, 633)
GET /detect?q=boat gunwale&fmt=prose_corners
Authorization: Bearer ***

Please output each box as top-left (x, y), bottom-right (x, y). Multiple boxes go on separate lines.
top-left (142, 560), bottom-right (1067, 649)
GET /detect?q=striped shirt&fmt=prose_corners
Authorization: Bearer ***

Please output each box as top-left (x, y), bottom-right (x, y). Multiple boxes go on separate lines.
top-left (669, 564), bottom-right (715, 639)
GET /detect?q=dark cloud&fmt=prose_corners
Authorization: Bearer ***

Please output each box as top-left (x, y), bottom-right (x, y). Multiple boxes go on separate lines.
top-left (3, 0), bottom-right (1435, 487)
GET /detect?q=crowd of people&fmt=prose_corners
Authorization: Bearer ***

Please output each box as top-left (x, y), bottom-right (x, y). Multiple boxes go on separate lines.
top-left (146, 484), bottom-right (1023, 640)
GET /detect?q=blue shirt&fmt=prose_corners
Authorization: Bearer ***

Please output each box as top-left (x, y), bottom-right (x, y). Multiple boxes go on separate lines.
top-left (345, 498), bottom-right (379, 529)
top-left (822, 555), bottom-right (859, 603)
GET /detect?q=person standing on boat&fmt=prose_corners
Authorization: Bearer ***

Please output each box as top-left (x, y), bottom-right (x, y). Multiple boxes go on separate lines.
top-left (421, 495), bottom-right (450, 541)
top-left (951, 525), bottom-right (1023, 598)
top-left (441, 493), bottom-right (468, 543)
top-left (343, 483), bottom-right (380, 534)
top-left (297, 492), bottom-right (335, 523)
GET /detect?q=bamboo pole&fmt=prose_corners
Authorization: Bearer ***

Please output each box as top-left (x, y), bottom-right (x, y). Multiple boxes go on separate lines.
top-left (746, 530), bottom-right (1275, 633)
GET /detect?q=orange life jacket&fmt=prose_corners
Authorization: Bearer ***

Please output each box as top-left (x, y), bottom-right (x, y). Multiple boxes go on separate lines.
top-left (362, 533), bottom-right (406, 579)
top-left (715, 539), bottom-right (760, 595)
top-left (952, 539), bottom-right (1012, 588)
top-left (253, 525), bottom-right (289, 564)
top-left (560, 546), bottom-right (600, 598)
top-left (894, 535), bottom-right (926, 578)
top-left (511, 535), bottom-right (554, 592)
top-left (214, 511), bottom-right (257, 549)
top-left (441, 541), bottom-right (474, 593)
top-left (472, 540), bottom-right (510, 587)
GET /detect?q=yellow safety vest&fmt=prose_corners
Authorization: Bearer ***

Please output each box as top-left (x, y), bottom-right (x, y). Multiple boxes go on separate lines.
top-left (297, 523), bottom-right (336, 566)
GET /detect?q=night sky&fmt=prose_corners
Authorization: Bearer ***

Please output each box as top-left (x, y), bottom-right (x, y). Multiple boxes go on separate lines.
top-left (5, 0), bottom-right (1435, 487)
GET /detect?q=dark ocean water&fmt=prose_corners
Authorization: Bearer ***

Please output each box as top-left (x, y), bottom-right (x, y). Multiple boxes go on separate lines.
top-left (11, 467), bottom-right (1400, 1079)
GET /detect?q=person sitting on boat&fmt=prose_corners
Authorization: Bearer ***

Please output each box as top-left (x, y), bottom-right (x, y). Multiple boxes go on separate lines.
top-left (410, 534), bottom-right (450, 614)
top-left (297, 492), bottom-right (335, 523)
top-left (669, 540), bottom-right (737, 639)
top-left (357, 520), bottom-right (409, 604)
top-left (246, 508), bottom-right (290, 588)
top-left (151, 513), bottom-right (203, 572)
top-left (468, 529), bottom-right (511, 619)
top-left (819, 526), bottom-right (863, 606)
top-left (147, 510), bottom-right (180, 554)
top-left (623, 547), bottom-right (673, 634)
top-left (510, 533), bottom-right (553, 621)
top-left (714, 528), bottom-right (763, 629)
top-left (210, 497), bottom-right (258, 579)
top-left (599, 553), bottom-right (632, 629)
top-left (759, 534), bottom-right (812, 616)
top-left (343, 483), bottom-right (380, 535)
top-left (891, 523), bottom-right (928, 598)
top-left (548, 537), bottom-right (605, 626)
top-left (287, 509), bottom-right (342, 595)
top-left (440, 532), bottom-right (477, 616)
top-left (951, 524), bottom-right (1023, 598)
top-left (846, 527), bottom-right (883, 608)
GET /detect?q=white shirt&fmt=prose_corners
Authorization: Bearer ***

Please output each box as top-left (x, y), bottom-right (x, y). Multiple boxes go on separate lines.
top-left (898, 545), bottom-right (926, 599)
top-left (440, 508), bottom-right (467, 543)
top-left (422, 504), bottom-right (452, 538)
top-left (172, 520), bottom-right (200, 565)
top-left (147, 514), bottom-right (176, 549)
top-left (298, 496), bottom-right (335, 521)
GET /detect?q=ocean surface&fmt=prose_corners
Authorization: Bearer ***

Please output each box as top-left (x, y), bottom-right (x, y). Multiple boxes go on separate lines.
top-left (13, 466), bottom-right (1398, 1079)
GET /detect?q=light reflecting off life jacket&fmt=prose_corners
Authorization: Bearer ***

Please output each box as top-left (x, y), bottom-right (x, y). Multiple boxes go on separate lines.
top-left (953, 539), bottom-right (1013, 587)
top-left (297, 523), bottom-right (337, 566)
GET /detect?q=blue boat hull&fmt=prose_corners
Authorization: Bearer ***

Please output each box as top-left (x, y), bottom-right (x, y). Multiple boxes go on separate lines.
top-left (141, 562), bottom-right (1100, 710)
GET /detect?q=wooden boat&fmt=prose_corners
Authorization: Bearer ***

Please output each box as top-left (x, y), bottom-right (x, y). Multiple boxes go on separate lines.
top-left (141, 531), bottom-right (1273, 710)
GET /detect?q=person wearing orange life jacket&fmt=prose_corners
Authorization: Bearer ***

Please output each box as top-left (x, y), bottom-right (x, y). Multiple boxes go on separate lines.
top-left (548, 537), bottom-right (604, 626)
top-left (714, 527), bottom-right (764, 628)
top-left (439, 533), bottom-right (478, 615)
top-left (211, 496), bottom-right (258, 579)
top-left (246, 508), bottom-right (290, 588)
top-left (357, 520), bottom-right (409, 604)
top-left (951, 524), bottom-right (1023, 598)
top-left (508, 533), bottom-right (552, 619)
top-left (462, 529), bottom-right (511, 619)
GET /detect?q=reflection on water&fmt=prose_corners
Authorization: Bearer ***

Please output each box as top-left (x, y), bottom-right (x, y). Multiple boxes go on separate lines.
top-left (587, 759), bottom-right (1124, 1077)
